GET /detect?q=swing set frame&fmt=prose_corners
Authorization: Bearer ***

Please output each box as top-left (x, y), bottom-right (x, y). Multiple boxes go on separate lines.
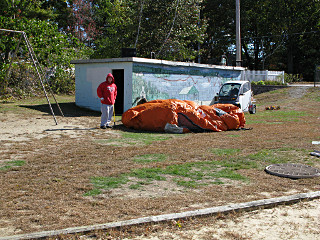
top-left (0, 28), bottom-right (64, 125)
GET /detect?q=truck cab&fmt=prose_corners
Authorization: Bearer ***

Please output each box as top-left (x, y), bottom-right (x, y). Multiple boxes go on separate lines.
top-left (212, 81), bottom-right (256, 114)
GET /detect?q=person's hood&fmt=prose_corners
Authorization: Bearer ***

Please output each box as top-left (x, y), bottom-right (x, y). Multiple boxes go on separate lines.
top-left (106, 73), bottom-right (115, 83)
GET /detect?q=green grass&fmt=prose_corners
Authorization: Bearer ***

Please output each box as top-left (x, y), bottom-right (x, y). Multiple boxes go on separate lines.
top-left (85, 146), bottom-right (315, 196)
top-left (174, 179), bottom-right (201, 188)
top-left (94, 133), bottom-right (177, 146)
top-left (254, 110), bottom-right (308, 122)
top-left (84, 189), bottom-right (102, 196)
top-left (0, 95), bottom-right (73, 114)
top-left (85, 157), bottom-right (251, 195)
top-left (226, 134), bottom-right (241, 137)
top-left (93, 133), bottom-right (176, 146)
top-left (210, 148), bottom-right (241, 156)
top-left (247, 148), bottom-right (313, 169)
top-left (121, 132), bottom-right (172, 145)
top-left (85, 175), bottom-right (129, 196)
top-left (133, 153), bottom-right (167, 163)
top-left (129, 181), bottom-right (151, 190)
top-left (0, 160), bottom-right (25, 171)
top-left (130, 168), bottom-right (167, 181)
top-left (245, 108), bottom-right (311, 125)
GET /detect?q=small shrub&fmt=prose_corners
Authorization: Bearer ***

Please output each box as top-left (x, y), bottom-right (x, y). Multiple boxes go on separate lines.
top-left (284, 73), bottom-right (303, 83)
top-left (251, 80), bottom-right (285, 86)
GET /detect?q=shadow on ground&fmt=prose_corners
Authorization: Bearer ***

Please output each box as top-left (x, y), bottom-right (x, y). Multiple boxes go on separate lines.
top-left (20, 102), bottom-right (101, 117)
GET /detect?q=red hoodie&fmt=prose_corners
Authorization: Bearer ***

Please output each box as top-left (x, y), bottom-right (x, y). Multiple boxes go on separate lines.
top-left (97, 73), bottom-right (117, 105)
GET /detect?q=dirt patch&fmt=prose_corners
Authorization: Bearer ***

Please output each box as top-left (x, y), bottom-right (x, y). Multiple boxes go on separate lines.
top-left (0, 87), bottom-right (320, 238)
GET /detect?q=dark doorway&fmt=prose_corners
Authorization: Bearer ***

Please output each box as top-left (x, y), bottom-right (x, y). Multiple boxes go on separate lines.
top-left (112, 69), bottom-right (124, 114)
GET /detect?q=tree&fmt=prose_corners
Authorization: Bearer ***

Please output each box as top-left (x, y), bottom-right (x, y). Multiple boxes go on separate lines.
top-left (0, 0), bottom-right (55, 20)
top-left (67, 0), bottom-right (99, 45)
top-left (42, 0), bottom-right (74, 32)
top-left (0, 16), bottom-right (92, 96)
top-left (133, 0), bottom-right (207, 62)
top-left (202, 0), bottom-right (236, 65)
top-left (90, 0), bottom-right (207, 61)
top-left (90, 0), bottom-right (134, 58)
top-left (202, 0), bottom-right (320, 81)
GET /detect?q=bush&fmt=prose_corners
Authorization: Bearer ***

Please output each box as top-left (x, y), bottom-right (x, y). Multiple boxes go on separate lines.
top-left (251, 81), bottom-right (265, 86)
top-left (284, 73), bottom-right (303, 83)
top-left (251, 80), bottom-right (286, 86)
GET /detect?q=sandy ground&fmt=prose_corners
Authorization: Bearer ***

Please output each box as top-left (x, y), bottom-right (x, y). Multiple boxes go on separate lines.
top-left (1, 111), bottom-right (319, 239)
top-left (121, 199), bottom-right (320, 240)
top-left (0, 113), bottom-right (101, 142)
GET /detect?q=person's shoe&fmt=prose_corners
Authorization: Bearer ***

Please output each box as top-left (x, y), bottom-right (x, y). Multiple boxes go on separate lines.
top-left (100, 125), bottom-right (107, 129)
top-left (106, 125), bottom-right (113, 128)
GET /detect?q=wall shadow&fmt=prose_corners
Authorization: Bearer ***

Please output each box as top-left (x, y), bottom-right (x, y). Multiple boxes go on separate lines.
top-left (19, 102), bottom-right (101, 117)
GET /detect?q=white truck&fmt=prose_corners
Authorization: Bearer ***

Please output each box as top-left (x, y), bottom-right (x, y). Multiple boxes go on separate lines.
top-left (211, 80), bottom-right (256, 114)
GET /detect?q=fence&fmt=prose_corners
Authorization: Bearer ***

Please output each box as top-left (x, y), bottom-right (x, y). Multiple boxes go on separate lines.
top-left (244, 70), bottom-right (285, 83)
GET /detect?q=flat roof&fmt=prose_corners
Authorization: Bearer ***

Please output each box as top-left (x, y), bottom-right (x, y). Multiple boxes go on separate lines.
top-left (224, 80), bottom-right (249, 84)
top-left (71, 57), bottom-right (245, 71)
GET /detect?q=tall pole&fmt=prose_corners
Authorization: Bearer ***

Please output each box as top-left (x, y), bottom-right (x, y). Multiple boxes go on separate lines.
top-left (236, 0), bottom-right (242, 66)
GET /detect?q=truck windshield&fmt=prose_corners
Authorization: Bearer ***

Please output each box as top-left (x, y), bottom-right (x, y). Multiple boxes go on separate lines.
top-left (219, 83), bottom-right (241, 97)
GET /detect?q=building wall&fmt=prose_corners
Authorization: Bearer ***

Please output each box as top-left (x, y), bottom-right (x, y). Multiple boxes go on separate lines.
top-left (132, 62), bottom-right (243, 105)
top-left (73, 59), bottom-right (133, 111)
top-left (72, 58), bottom-right (245, 112)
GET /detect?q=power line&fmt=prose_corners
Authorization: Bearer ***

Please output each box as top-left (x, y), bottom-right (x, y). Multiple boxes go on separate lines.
top-left (156, 0), bottom-right (180, 57)
top-left (134, 0), bottom-right (145, 48)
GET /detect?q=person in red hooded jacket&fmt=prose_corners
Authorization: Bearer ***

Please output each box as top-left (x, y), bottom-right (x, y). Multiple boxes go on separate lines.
top-left (97, 73), bottom-right (117, 129)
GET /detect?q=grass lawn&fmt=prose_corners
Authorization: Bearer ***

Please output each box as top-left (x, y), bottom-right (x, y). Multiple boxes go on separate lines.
top-left (0, 86), bottom-right (319, 237)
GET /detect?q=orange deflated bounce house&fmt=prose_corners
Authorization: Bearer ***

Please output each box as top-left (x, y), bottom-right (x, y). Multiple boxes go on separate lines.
top-left (122, 99), bottom-right (245, 133)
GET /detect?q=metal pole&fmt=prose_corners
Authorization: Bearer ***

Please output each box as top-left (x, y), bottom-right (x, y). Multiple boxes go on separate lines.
top-left (28, 41), bottom-right (65, 117)
top-left (0, 28), bottom-right (64, 122)
top-left (198, 2), bottom-right (201, 64)
top-left (22, 32), bottom-right (58, 125)
top-left (236, 0), bottom-right (242, 67)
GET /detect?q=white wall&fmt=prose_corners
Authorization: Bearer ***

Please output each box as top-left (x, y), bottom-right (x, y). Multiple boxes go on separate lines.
top-left (73, 59), bottom-right (133, 112)
top-left (72, 57), bottom-right (246, 112)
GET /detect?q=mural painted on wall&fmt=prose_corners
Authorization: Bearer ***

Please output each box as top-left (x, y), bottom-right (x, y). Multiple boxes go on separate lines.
top-left (132, 63), bottom-right (242, 106)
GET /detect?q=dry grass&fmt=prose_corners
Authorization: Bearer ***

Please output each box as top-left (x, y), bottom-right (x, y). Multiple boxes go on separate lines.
top-left (0, 87), bottom-right (319, 238)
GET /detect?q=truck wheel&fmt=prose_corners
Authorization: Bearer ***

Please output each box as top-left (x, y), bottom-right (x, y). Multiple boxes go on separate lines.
top-left (249, 105), bottom-right (256, 114)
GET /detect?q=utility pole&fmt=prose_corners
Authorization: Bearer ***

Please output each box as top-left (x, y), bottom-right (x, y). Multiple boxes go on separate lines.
top-left (197, 2), bottom-right (201, 64)
top-left (12, 0), bottom-right (15, 19)
top-left (236, 0), bottom-right (242, 66)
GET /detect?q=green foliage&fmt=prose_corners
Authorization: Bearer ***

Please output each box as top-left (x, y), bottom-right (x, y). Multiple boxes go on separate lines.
top-left (135, 0), bottom-right (207, 61)
top-left (251, 80), bottom-right (285, 86)
top-left (91, 0), bottom-right (134, 58)
top-left (91, 0), bottom-right (207, 61)
top-left (284, 73), bottom-right (303, 83)
top-left (0, 16), bottom-right (92, 97)
top-left (1, 0), bottom-right (319, 99)
top-left (251, 81), bottom-right (265, 86)
top-left (0, 0), bottom-right (55, 19)
top-left (202, 0), bottom-right (320, 81)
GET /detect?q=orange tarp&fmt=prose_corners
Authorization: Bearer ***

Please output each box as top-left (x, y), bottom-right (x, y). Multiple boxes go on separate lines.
top-left (122, 99), bottom-right (245, 133)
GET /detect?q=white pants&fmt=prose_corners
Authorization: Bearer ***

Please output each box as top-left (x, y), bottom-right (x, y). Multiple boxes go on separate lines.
top-left (100, 104), bottom-right (114, 127)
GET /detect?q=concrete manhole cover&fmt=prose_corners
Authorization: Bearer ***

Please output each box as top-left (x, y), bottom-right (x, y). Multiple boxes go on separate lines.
top-left (265, 163), bottom-right (320, 179)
